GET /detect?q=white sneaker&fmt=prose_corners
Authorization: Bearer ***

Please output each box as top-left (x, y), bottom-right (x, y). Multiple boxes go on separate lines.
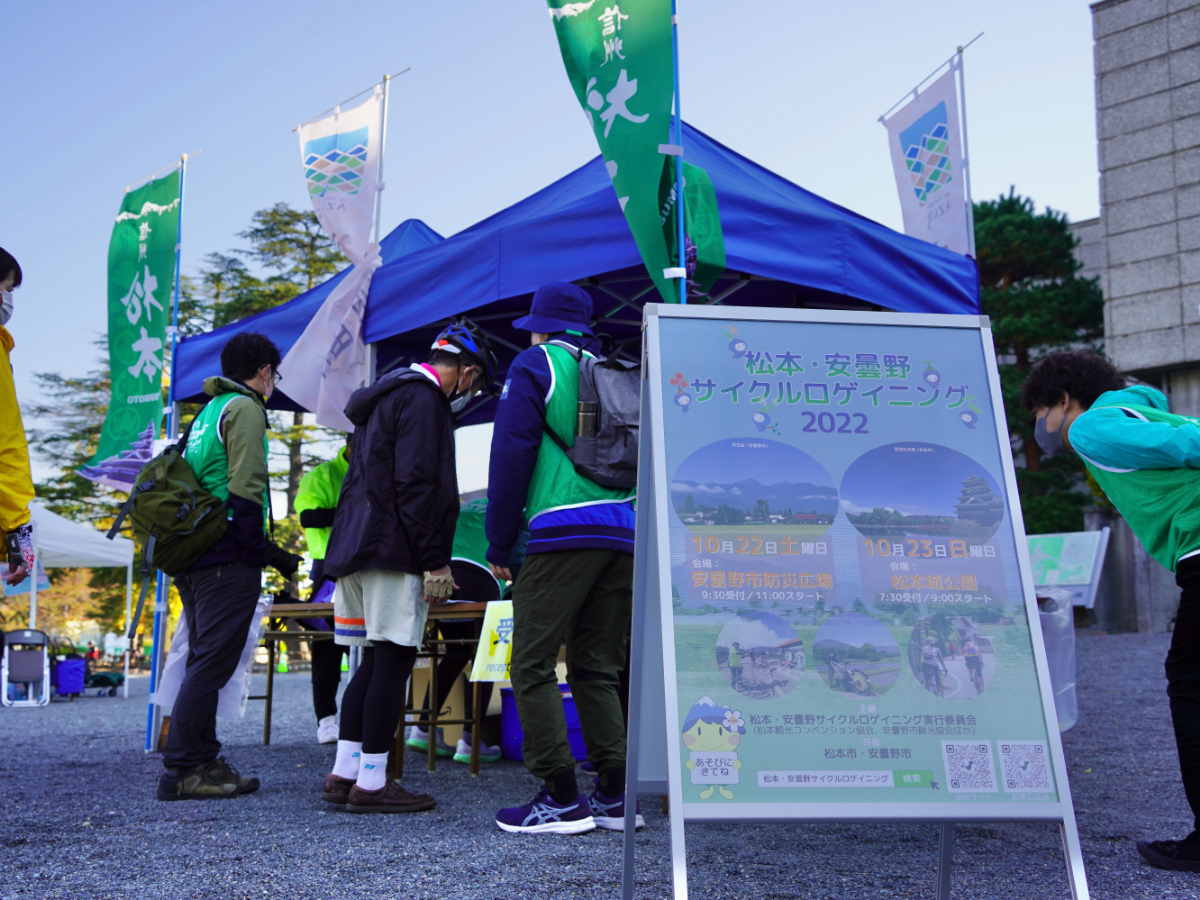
top-left (317, 715), bottom-right (339, 744)
top-left (454, 736), bottom-right (502, 764)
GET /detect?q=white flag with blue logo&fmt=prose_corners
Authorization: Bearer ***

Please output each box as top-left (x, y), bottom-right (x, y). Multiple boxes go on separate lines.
top-left (279, 88), bottom-right (383, 431)
top-left (883, 67), bottom-right (969, 256)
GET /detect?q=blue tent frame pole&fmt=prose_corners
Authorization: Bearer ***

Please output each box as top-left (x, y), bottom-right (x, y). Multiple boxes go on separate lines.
top-left (672, 1), bottom-right (685, 305)
top-left (146, 153), bottom-right (187, 754)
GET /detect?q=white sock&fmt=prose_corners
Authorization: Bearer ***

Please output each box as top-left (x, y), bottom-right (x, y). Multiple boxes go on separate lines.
top-left (332, 740), bottom-right (361, 780)
top-left (356, 752), bottom-right (389, 791)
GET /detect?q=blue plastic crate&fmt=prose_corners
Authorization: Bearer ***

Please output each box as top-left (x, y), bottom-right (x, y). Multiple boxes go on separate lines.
top-left (55, 658), bottom-right (85, 695)
top-left (500, 684), bottom-right (587, 762)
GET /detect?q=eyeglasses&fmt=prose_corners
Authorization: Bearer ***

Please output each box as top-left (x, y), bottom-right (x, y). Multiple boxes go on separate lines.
top-left (263, 365), bottom-right (282, 386)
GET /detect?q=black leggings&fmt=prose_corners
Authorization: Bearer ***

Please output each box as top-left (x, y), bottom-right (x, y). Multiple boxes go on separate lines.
top-left (338, 642), bottom-right (418, 754)
top-left (418, 619), bottom-right (494, 733)
top-left (311, 638), bottom-right (348, 721)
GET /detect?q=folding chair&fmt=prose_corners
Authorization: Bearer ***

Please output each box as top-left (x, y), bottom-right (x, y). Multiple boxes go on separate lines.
top-left (2, 629), bottom-right (51, 708)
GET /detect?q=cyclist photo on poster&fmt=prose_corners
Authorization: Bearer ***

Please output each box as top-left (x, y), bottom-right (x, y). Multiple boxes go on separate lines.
top-left (907, 613), bottom-right (995, 699)
top-left (715, 610), bottom-right (805, 700)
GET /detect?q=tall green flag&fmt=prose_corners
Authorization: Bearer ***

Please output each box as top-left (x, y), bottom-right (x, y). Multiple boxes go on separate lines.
top-left (80, 171), bottom-right (180, 490)
top-left (547, 0), bottom-right (680, 302)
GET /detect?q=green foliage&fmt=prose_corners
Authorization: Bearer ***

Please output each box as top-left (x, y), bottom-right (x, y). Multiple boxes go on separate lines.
top-left (974, 190), bottom-right (1105, 536)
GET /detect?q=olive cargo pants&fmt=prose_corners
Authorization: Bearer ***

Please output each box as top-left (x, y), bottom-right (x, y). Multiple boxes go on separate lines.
top-left (510, 549), bottom-right (633, 786)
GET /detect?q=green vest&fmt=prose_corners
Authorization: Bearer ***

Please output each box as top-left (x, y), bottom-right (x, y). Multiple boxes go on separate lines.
top-left (728, 647), bottom-right (741, 667)
top-left (185, 392), bottom-right (269, 531)
top-left (1079, 400), bottom-right (1200, 571)
top-left (525, 343), bottom-right (636, 522)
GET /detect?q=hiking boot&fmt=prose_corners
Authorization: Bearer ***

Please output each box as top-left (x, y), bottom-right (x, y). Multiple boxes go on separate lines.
top-left (495, 787), bottom-right (595, 834)
top-left (157, 761), bottom-right (240, 801)
top-left (207, 757), bottom-right (260, 795)
top-left (588, 784), bottom-right (644, 832)
top-left (1137, 831), bottom-right (1200, 872)
top-left (406, 726), bottom-right (454, 758)
top-left (317, 715), bottom-right (339, 744)
top-left (345, 781), bottom-right (437, 814)
top-left (453, 736), bottom-right (502, 764)
top-left (321, 773), bottom-right (355, 805)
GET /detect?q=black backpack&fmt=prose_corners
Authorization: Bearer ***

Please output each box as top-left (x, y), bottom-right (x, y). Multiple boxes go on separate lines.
top-left (540, 341), bottom-right (641, 489)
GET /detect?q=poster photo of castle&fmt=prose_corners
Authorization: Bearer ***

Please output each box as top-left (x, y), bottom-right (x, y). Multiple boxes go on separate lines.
top-left (839, 442), bottom-right (1007, 542)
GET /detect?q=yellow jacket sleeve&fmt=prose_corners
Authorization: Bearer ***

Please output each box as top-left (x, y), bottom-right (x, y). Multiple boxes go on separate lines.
top-left (0, 327), bottom-right (34, 532)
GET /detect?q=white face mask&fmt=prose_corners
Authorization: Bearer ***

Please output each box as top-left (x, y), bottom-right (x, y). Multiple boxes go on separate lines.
top-left (0, 291), bottom-right (12, 327)
top-left (448, 368), bottom-right (478, 413)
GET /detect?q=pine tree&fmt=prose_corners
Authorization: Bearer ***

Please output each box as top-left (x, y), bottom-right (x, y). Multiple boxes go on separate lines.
top-left (975, 190), bottom-right (1104, 534)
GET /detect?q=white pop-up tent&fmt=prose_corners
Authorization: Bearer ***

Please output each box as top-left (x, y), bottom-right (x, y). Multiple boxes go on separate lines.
top-left (22, 504), bottom-right (136, 696)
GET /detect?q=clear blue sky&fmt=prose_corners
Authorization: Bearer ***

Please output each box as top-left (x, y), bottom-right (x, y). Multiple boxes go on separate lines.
top-left (5, 1), bottom-right (1099, 490)
top-left (840, 443), bottom-right (1004, 517)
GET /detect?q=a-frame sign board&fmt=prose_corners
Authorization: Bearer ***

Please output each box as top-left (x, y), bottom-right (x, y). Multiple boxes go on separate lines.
top-left (622, 305), bottom-right (1089, 900)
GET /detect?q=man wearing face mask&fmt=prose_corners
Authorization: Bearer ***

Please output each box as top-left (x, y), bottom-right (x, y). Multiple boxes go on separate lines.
top-left (320, 317), bottom-right (495, 813)
top-left (1021, 349), bottom-right (1200, 872)
top-left (0, 247), bottom-right (35, 589)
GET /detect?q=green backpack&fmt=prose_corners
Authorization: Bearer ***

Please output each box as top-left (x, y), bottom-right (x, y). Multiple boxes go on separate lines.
top-left (107, 427), bottom-right (229, 638)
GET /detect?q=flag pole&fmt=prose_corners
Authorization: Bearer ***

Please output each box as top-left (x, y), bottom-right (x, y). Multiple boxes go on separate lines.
top-left (672, 0), bottom-right (686, 305)
top-left (147, 152), bottom-right (187, 753)
top-left (956, 47), bottom-right (977, 258)
top-left (373, 74), bottom-right (390, 247)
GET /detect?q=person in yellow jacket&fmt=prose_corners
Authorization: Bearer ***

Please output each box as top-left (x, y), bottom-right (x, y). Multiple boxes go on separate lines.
top-left (295, 436), bottom-right (351, 744)
top-left (0, 248), bottom-right (34, 588)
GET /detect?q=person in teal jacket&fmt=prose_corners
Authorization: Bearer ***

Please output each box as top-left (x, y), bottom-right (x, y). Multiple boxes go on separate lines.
top-left (1022, 349), bottom-right (1200, 872)
top-left (295, 436), bottom-right (351, 744)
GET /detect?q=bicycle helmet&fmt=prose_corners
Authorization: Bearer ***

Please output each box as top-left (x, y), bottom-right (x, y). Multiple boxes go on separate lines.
top-left (431, 317), bottom-right (498, 387)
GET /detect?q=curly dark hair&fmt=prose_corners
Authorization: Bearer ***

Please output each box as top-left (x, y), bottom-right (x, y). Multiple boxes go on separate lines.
top-left (1020, 350), bottom-right (1125, 412)
top-left (221, 332), bottom-right (281, 383)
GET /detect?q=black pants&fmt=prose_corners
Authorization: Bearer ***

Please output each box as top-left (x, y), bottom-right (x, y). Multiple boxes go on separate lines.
top-left (1169, 556), bottom-right (1200, 831)
top-left (163, 562), bottom-right (262, 770)
top-left (338, 641), bottom-right (418, 754)
top-left (311, 638), bottom-right (348, 721)
top-left (417, 619), bottom-right (494, 733)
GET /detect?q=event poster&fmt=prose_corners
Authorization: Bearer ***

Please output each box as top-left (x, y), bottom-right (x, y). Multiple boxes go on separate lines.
top-left (658, 316), bottom-right (1057, 807)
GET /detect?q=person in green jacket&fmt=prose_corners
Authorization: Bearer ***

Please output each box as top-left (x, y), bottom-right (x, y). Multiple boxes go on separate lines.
top-left (1022, 349), bottom-right (1200, 872)
top-left (295, 435), bottom-right (351, 745)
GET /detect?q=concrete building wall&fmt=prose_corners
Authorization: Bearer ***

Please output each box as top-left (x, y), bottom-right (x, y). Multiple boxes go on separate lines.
top-left (1092, 0), bottom-right (1200, 396)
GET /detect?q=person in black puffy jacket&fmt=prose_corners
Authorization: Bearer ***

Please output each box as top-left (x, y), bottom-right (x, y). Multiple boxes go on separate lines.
top-left (319, 318), bottom-right (495, 814)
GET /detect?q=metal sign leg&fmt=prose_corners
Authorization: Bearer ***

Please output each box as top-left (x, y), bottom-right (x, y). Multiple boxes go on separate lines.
top-left (936, 823), bottom-right (954, 900)
top-left (1060, 817), bottom-right (1091, 900)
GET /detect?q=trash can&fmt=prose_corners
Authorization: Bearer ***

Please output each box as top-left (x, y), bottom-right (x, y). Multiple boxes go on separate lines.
top-left (500, 685), bottom-right (588, 761)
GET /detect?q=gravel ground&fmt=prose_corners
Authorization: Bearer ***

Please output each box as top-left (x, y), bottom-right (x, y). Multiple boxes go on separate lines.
top-left (1, 632), bottom-right (1197, 899)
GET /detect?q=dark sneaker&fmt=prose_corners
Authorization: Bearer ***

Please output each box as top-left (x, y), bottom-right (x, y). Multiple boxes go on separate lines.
top-left (207, 757), bottom-right (260, 795)
top-left (345, 782), bottom-right (437, 814)
top-left (588, 785), bottom-right (644, 832)
top-left (406, 727), bottom-right (455, 758)
top-left (495, 787), bottom-right (596, 834)
top-left (580, 761), bottom-right (597, 774)
top-left (321, 773), bottom-right (355, 805)
top-left (157, 763), bottom-right (239, 801)
top-left (1137, 832), bottom-right (1200, 871)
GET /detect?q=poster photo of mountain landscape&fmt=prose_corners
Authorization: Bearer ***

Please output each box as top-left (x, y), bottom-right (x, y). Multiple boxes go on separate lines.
top-left (671, 438), bottom-right (839, 538)
top-left (839, 442), bottom-right (1007, 543)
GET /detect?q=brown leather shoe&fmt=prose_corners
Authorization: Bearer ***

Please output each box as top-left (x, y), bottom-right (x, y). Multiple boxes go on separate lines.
top-left (322, 774), bottom-right (355, 805)
top-left (345, 781), bottom-right (437, 814)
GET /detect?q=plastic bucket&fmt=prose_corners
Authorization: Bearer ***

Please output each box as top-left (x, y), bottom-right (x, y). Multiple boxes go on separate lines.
top-left (500, 685), bottom-right (588, 762)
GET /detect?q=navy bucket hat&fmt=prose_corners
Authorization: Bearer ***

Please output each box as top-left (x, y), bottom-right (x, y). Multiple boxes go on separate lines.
top-left (512, 282), bottom-right (594, 336)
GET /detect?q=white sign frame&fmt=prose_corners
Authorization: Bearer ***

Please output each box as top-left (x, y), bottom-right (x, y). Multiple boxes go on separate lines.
top-left (622, 304), bottom-right (1089, 900)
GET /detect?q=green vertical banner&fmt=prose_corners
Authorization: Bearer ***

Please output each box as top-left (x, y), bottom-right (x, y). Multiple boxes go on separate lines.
top-left (660, 158), bottom-right (727, 297)
top-left (80, 171), bottom-right (180, 490)
top-left (547, 0), bottom-right (678, 302)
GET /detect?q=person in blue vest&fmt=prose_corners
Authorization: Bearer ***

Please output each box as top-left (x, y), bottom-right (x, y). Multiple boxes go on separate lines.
top-left (487, 282), bottom-right (641, 834)
top-left (159, 331), bottom-right (298, 801)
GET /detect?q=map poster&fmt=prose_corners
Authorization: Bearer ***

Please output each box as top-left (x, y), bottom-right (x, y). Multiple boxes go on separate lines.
top-left (626, 305), bottom-right (1088, 899)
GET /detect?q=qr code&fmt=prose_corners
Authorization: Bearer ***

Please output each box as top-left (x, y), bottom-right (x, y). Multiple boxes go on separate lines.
top-left (998, 742), bottom-right (1055, 793)
top-left (941, 741), bottom-right (997, 793)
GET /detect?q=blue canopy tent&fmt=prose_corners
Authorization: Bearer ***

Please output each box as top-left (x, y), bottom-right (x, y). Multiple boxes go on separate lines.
top-left (175, 121), bottom-right (978, 425)
top-left (172, 218), bottom-right (445, 410)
